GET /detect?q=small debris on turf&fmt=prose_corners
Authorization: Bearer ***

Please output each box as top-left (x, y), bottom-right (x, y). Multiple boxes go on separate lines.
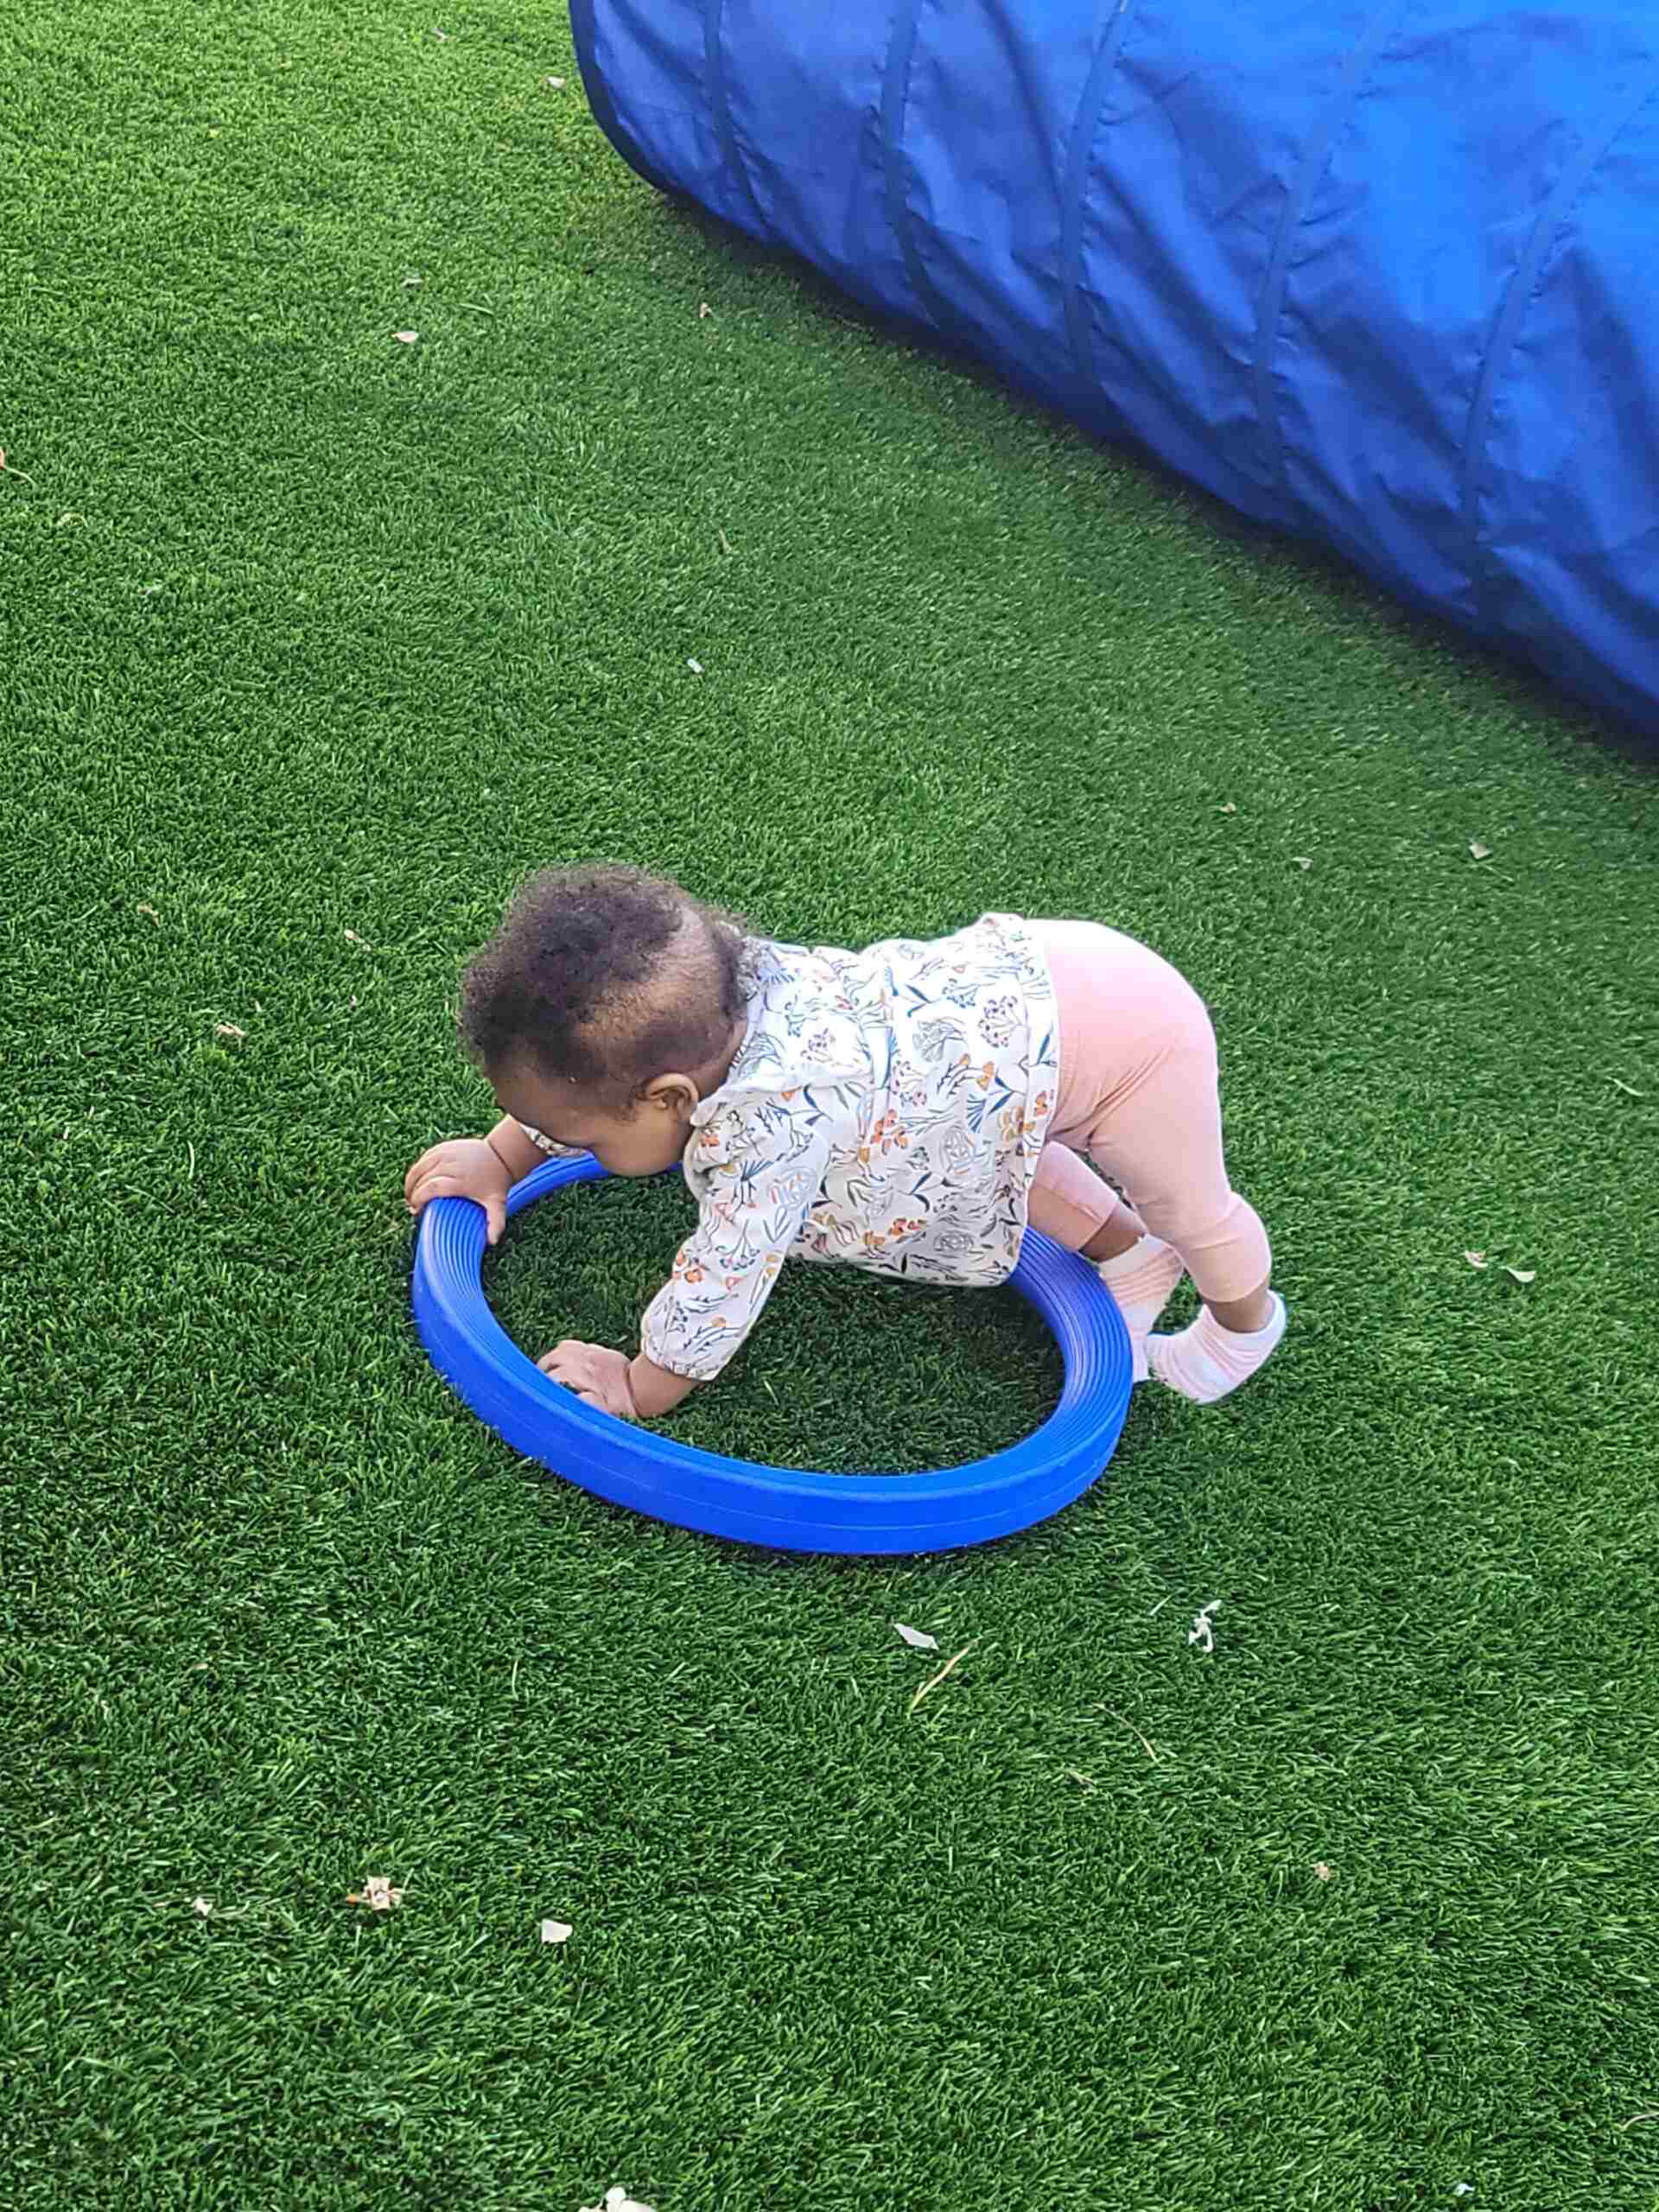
top-left (345, 928), bottom-right (373, 948)
top-left (394, 331), bottom-right (419, 345)
top-left (137, 902), bottom-right (161, 924)
top-left (580, 2193), bottom-right (655, 2212)
top-left (56, 511), bottom-right (84, 526)
top-left (544, 74), bottom-right (565, 87)
top-left (1314, 1862), bottom-right (1333, 1881)
top-left (718, 528), bottom-right (735, 556)
top-left (1187, 1599), bottom-right (1218, 1655)
top-left (1464, 1249), bottom-right (1489, 1268)
top-left (1292, 855), bottom-right (1313, 870)
top-left (697, 302), bottom-right (713, 320)
top-left (403, 274), bottom-right (423, 289)
top-left (686, 658), bottom-right (704, 674)
top-left (1217, 801), bottom-right (1236, 814)
top-left (539, 1918), bottom-right (573, 1944)
top-left (1610, 1075), bottom-right (1645, 1098)
top-left (1097, 1704), bottom-right (1159, 1761)
top-left (191, 1896), bottom-right (214, 1916)
top-left (1469, 842), bottom-right (1491, 861)
top-left (213, 1021), bottom-right (246, 1042)
top-left (430, 26), bottom-right (448, 38)
top-left (1503, 1265), bottom-right (1536, 1285)
top-left (893, 1623), bottom-right (938, 1651)
top-left (346, 1875), bottom-right (404, 1911)
top-left (908, 1641), bottom-right (974, 1716)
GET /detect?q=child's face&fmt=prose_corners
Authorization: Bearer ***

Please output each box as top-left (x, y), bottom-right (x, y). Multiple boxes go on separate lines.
top-left (494, 1065), bottom-right (693, 1179)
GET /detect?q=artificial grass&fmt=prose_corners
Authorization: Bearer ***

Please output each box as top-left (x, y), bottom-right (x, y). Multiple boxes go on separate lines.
top-left (4, 3), bottom-right (1658, 2207)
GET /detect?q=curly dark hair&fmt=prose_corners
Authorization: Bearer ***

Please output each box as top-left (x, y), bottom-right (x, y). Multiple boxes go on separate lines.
top-left (457, 864), bottom-right (749, 1101)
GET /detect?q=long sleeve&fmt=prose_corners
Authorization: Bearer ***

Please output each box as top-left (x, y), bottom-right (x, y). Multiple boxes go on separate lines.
top-left (640, 1097), bottom-right (837, 1382)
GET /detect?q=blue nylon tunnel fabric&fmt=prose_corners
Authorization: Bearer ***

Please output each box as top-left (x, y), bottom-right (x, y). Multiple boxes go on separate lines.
top-left (570, 0), bottom-right (1659, 730)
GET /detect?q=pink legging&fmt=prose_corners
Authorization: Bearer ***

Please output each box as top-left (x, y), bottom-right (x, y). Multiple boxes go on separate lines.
top-left (1027, 921), bottom-right (1271, 1304)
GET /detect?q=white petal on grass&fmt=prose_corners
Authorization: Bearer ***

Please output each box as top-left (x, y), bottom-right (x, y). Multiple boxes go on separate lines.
top-left (893, 1623), bottom-right (939, 1651)
top-left (1503, 1266), bottom-right (1536, 1285)
top-left (347, 1874), bottom-right (404, 1910)
top-left (544, 73), bottom-right (566, 86)
top-left (1469, 842), bottom-right (1492, 861)
top-left (686, 658), bottom-right (704, 674)
top-left (1464, 1249), bottom-right (1489, 1269)
top-left (539, 1918), bottom-right (574, 1944)
top-left (394, 330), bottom-right (419, 344)
top-left (191, 1897), bottom-right (213, 1916)
top-left (580, 2193), bottom-right (657, 2212)
top-left (1187, 1599), bottom-right (1219, 1655)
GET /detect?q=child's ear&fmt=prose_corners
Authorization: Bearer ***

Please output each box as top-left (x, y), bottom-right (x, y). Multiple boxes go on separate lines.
top-left (645, 1072), bottom-right (699, 1117)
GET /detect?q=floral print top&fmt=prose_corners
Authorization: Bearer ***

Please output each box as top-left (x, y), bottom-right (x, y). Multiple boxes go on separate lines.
top-left (616, 912), bottom-right (1061, 1382)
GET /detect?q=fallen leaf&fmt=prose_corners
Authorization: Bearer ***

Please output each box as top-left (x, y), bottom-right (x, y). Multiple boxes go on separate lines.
top-left (1292, 855), bottom-right (1313, 870)
top-left (580, 2192), bottom-right (657, 2212)
top-left (1217, 801), bottom-right (1237, 815)
top-left (908, 1641), bottom-right (975, 1716)
top-left (55, 511), bottom-right (84, 526)
top-left (1464, 1250), bottom-right (1489, 1269)
top-left (1469, 842), bottom-right (1491, 861)
top-left (347, 1875), bottom-right (404, 1911)
top-left (394, 330), bottom-right (419, 344)
top-left (893, 1622), bottom-right (938, 1651)
top-left (191, 1897), bottom-right (214, 1916)
top-left (1187, 1599), bottom-right (1219, 1655)
top-left (539, 1918), bottom-right (573, 1944)
top-left (344, 928), bottom-right (373, 948)
top-left (213, 1021), bottom-right (247, 1042)
top-left (137, 902), bottom-right (161, 924)
top-left (686, 658), bottom-right (704, 675)
top-left (697, 302), bottom-right (713, 320)
top-left (544, 73), bottom-right (566, 87)
top-left (1503, 1266), bottom-right (1536, 1285)
top-left (1314, 1862), bottom-right (1333, 1881)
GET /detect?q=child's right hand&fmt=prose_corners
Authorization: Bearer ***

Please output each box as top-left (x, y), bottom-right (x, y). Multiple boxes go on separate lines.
top-left (404, 1137), bottom-right (512, 1247)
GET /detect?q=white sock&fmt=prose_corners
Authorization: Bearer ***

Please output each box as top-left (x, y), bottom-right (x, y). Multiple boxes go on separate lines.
top-left (1096, 1236), bottom-right (1186, 1382)
top-left (1148, 1294), bottom-right (1287, 1404)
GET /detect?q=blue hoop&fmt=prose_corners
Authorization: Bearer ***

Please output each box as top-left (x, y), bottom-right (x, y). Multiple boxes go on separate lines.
top-left (412, 1154), bottom-right (1135, 1554)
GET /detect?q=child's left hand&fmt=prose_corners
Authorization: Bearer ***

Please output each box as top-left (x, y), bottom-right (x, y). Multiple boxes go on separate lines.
top-left (537, 1340), bottom-right (640, 1421)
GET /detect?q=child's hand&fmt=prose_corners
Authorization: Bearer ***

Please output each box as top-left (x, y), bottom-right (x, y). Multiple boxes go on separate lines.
top-left (404, 1137), bottom-right (512, 1247)
top-left (537, 1340), bottom-right (640, 1421)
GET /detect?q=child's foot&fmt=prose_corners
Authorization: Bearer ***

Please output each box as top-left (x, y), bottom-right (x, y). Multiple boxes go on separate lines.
top-left (1148, 1294), bottom-right (1286, 1403)
top-left (1096, 1236), bottom-right (1186, 1382)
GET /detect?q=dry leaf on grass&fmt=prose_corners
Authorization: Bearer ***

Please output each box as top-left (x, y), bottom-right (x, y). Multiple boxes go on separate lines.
top-left (394, 330), bottom-right (419, 345)
top-left (137, 902), bottom-right (161, 924)
top-left (539, 1918), bottom-right (573, 1945)
top-left (697, 302), bottom-right (713, 320)
top-left (344, 928), bottom-right (373, 948)
top-left (1314, 1862), bottom-right (1333, 1881)
top-left (191, 1897), bottom-right (214, 1916)
top-left (346, 1875), bottom-right (404, 1911)
top-left (893, 1622), bottom-right (938, 1651)
top-left (1292, 855), bottom-right (1313, 871)
top-left (1469, 842), bottom-right (1492, 861)
top-left (1503, 1266), bottom-right (1536, 1285)
top-left (544, 73), bottom-right (565, 87)
top-left (213, 1022), bottom-right (247, 1042)
top-left (1187, 1599), bottom-right (1219, 1655)
top-left (1217, 801), bottom-right (1237, 815)
top-left (1464, 1249), bottom-right (1489, 1269)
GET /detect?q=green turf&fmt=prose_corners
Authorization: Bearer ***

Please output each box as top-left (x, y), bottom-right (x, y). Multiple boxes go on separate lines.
top-left (5, 3), bottom-right (1658, 2207)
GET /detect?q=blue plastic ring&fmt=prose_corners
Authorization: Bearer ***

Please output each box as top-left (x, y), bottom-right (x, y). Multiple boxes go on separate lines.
top-left (413, 1154), bottom-right (1135, 1554)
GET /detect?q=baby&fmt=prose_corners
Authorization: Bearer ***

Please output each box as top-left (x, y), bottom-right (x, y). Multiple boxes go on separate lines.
top-left (405, 865), bottom-right (1285, 1422)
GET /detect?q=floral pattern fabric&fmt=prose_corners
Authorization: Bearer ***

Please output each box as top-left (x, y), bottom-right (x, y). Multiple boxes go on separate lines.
top-left (633, 912), bottom-right (1060, 1382)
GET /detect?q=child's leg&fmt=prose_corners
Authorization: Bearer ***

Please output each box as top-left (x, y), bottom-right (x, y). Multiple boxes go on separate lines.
top-left (1027, 1143), bottom-right (1185, 1381)
top-left (1039, 920), bottom-right (1284, 1403)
